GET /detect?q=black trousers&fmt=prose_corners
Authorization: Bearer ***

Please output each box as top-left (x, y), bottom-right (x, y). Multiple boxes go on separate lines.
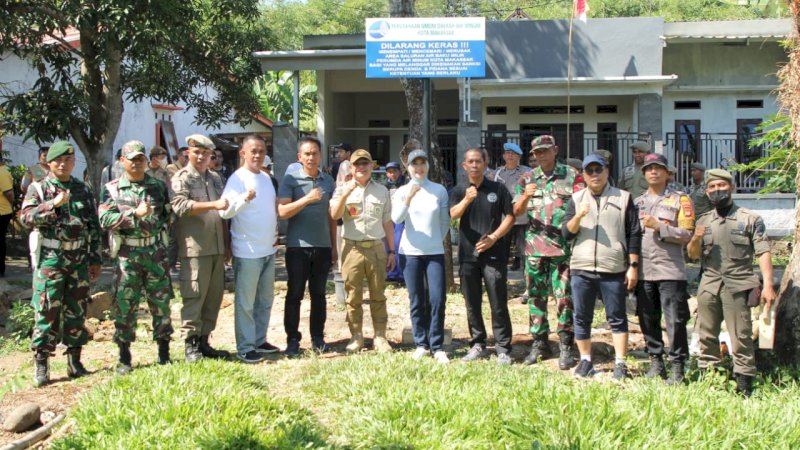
top-left (636, 280), bottom-right (690, 363)
top-left (0, 213), bottom-right (11, 276)
top-left (284, 247), bottom-right (332, 342)
top-left (459, 259), bottom-right (513, 354)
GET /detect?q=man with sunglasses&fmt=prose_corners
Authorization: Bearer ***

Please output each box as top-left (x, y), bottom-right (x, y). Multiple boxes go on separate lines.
top-left (563, 154), bottom-right (642, 381)
top-left (513, 135), bottom-right (584, 369)
top-left (330, 149), bottom-right (395, 353)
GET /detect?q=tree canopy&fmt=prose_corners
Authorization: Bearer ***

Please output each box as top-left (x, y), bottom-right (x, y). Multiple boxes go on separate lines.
top-left (0, 0), bottom-right (272, 191)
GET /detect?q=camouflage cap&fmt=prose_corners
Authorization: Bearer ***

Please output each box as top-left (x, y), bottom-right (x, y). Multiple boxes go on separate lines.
top-left (46, 141), bottom-right (75, 162)
top-left (531, 135), bottom-right (556, 152)
top-left (705, 168), bottom-right (734, 184)
top-left (185, 134), bottom-right (215, 149)
top-left (630, 141), bottom-right (651, 153)
top-left (121, 140), bottom-right (146, 160)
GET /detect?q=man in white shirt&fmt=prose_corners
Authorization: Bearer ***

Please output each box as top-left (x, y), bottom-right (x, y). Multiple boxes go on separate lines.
top-left (219, 135), bottom-right (279, 363)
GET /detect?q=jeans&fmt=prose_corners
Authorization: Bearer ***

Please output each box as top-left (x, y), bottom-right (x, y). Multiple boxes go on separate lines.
top-left (402, 254), bottom-right (446, 351)
top-left (636, 280), bottom-right (689, 363)
top-left (284, 247), bottom-right (332, 342)
top-left (385, 222), bottom-right (405, 281)
top-left (571, 272), bottom-right (628, 341)
top-left (460, 259), bottom-right (513, 354)
top-left (233, 255), bottom-right (276, 354)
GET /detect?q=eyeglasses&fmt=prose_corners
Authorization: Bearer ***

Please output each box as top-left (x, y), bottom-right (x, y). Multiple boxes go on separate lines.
top-left (210, 156), bottom-right (217, 161)
top-left (584, 166), bottom-right (604, 176)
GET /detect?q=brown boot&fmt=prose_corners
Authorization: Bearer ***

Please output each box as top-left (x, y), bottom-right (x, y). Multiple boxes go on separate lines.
top-left (373, 323), bottom-right (392, 353)
top-left (346, 333), bottom-right (364, 352)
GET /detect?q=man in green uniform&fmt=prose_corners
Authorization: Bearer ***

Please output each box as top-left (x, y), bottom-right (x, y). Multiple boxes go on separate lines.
top-left (99, 140), bottom-right (174, 374)
top-left (687, 168), bottom-right (776, 396)
top-left (19, 141), bottom-right (102, 387)
top-left (619, 141), bottom-right (651, 198)
top-left (514, 135), bottom-right (585, 369)
top-left (688, 162), bottom-right (713, 216)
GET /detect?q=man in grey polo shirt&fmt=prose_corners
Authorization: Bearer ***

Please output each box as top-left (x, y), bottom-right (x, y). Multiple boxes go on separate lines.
top-left (489, 142), bottom-right (531, 271)
top-left (278, 137), bottom-right (337, 357)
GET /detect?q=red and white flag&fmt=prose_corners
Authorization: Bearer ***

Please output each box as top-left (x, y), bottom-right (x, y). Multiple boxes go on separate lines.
top-left (574, 0), bottom-right (589, 23)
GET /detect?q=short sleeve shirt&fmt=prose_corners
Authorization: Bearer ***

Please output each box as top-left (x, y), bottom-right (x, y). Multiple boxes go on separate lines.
top-left (0, 166), bottom-right (13, 215)
top-left (449, 178), bottom-right (513, 264)
top-left (278, 168), bottom-right (335, 248)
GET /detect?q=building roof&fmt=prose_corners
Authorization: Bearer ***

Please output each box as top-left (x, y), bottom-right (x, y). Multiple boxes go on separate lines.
top-left (664, 19), bottom-right (792, 43)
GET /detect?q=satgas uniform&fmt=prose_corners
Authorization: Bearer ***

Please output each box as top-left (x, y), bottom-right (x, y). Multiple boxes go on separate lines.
top-left (171, 163), bottom-right (226, 339)
top-left (620, 163), bottom-right (648, 199)
top-left (689, 182), bottom-right (713, 216)
top-left (515, 163), bottom-right (584, 338)
top-left (695, 204), bottom-right (769, 377)
top-left (20, 173), bottom-right (102, 352)
top-left (99, 173), bottom-right (173, 345)
top-left (634, 188), bottom-right (694, 364)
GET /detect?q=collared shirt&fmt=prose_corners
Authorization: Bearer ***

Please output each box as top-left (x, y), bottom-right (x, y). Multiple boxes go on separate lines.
top-left (515, 163), bottom-right (584, 258)
top-left (171, 163), bottom-right (225, 257)
top-left (449, 178), bottom-right (513, 264)
top-left (99, 173), bottom-right (171, 239)
top-left (333, 179), bottom-right (391, 241)
top-left (635, 188), bottom-right (694, 281)
top-left (278, 167), bottom-right (335, 248)
top-left (697, 204), bottom-right (770, 295)
top-left (491, 164), bottom-right (531, 225)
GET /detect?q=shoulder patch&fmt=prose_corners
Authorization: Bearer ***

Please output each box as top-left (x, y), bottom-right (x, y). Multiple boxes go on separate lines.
top-left (679, 195), bottom-right (693, 217)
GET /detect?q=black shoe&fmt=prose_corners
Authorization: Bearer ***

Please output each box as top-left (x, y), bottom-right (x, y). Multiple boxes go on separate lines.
top-left (735, 373), bottom-right (754, 397)
top-left (237, 350), bottom-right (267, 364)
top-left (285, 339), bottom-right (301, 357)
top-left (66, 346), bottom-right (89, 378)
top-left (116, 343), bottom-right (133, 375)
top-left (33, 351), bottom-right (49, 387)
top-left (645, 355), bottom-right (667, 380)
top-left (157, 339), bottom-right (171, 365)
top-left (510, 257), bottom-right (521, 271)
top-left (574, 359), bottom-right (595, 379)
top-left (312, 338), bottom-right (329, 353)
top-left (184, 336), bottom-right (203, 363)
top-left (612, 362), bottom-right (630, 382)
top-left (255, 342), bottom-right (280, 354)
top-left (523, 337), bottom-right (551, 366)
top-left (199, 335), bottom-right (230, 359)
top-left (558, 334), bottom-right (576, 370)
top-left (666, 362), bottom-right (686, 386)
top-left (461, 344), bottom-right (487, 362)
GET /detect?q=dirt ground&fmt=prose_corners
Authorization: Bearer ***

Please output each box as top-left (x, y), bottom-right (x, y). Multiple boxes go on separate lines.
top-left (0, 241), bottom-right (652, 447)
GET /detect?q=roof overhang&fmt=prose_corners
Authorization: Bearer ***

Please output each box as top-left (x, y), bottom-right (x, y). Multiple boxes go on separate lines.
top-left (253, 49), bottom-right (365, 72)
top-left (468, 75), bottom-right (678, 97)
top-left (663, 19), bottom-right (792, 44)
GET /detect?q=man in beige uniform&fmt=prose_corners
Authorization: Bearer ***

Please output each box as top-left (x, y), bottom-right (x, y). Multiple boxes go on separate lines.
top-left (687, 168), bottom-right (776, 396)
top-left (330, 149), bottom-right (396, 352)
top-left (171, 134), bottom-right (230, 362)
top-left (146, 146), bottom-right (171, 186)
top-left (619, 141), bottom-right (651, 199)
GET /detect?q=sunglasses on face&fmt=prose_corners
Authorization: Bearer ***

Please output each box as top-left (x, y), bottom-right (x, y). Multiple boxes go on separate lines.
top-left (584, 166), bottom-right (604, 176)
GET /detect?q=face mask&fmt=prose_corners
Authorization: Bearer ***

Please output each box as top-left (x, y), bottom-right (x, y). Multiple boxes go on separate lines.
top-left (707, 189), bottom-right (731, 207)
top-left (158, 158), bottom-right (168, 169)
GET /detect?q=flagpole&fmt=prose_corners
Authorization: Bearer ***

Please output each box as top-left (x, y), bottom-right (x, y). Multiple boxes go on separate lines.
top-left (567, 2), bottom-right (574, 159)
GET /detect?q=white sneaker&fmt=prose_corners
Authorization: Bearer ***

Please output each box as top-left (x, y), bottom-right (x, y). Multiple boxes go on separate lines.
top-left (411, 347), bottom-right (428, 360)
top-left (433, 351), bottom-right (450, 364)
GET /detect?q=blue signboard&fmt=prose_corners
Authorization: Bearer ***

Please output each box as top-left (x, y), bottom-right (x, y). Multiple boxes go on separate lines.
top-left (365, 17), bottom-right (486, 79)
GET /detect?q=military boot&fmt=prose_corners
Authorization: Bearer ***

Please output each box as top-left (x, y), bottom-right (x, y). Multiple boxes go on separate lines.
top-left (157, 339), bottom-right (171, 365)
top-left (66, 346), bottom-right (89, 378)
top-left (346, 333), bottom-right (364, 352)
top-left (735, 373), bottom-right (754, 397)
top-left (666, 361), bottom-right (685, 386)
top-left (33, 351), bottom-right (50, 387)
top-left (184, 336), bottom-right (203, 363)
top-left (199, 335), bottom-right (230, 359)
top-left (373, 323), bottom-right (392, 353)
top-left (523, 336), bottom-right (551, 365)
top-left (558, 333), bottom-right (577, 370)
top-left (116, 343), bottom-right (133, 375)
top-left (645, 355), bottom-right (667, 380)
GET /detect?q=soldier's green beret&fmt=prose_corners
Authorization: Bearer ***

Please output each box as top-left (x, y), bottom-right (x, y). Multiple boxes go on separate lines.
top-left (705, 168), bottom-right (734, 184)
top-left (46, 141), bottom-right (75, 162)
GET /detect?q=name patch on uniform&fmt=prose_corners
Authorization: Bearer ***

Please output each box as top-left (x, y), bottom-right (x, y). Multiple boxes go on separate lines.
top-left (487, 192), bottom-right (498, 203)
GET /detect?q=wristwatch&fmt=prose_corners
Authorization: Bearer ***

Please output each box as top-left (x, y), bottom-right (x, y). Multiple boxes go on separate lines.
top-left (629, 261), bottom-right (639, 269)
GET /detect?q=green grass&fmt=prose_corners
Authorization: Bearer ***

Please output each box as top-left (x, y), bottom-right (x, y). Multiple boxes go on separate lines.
top-left (51, 360), bottom-right (334, 450)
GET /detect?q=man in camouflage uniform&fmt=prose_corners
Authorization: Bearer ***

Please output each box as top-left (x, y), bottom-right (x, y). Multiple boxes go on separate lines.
top-left (19, 141), bottom-right (102, 387)
top-left (619, 141), bottom-right (651, 198)
top-left (99, 141), bottom-right (174, 375)
top-left (688, 162), bottom-right (712, 216)
top-left (514, 135), bottom-right (584, 369)
top-left (687, 168), bottom-right (776, 396)
top-left (171, 134), bottom-right (230, 362)
top-left (634, 154), bottom-right (695, 384)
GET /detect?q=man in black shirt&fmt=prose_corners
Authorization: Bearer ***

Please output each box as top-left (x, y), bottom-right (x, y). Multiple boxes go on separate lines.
top-left (450, 148), bottom-right (515, 365)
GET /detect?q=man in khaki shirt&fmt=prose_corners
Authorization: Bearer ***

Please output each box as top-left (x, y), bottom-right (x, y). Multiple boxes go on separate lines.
top-left (171, 134), bottom-right (230, 362)
top-left (687, 168), bottom-right (776, 396)
top-left (330, 149), bottom-right (395, 353)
